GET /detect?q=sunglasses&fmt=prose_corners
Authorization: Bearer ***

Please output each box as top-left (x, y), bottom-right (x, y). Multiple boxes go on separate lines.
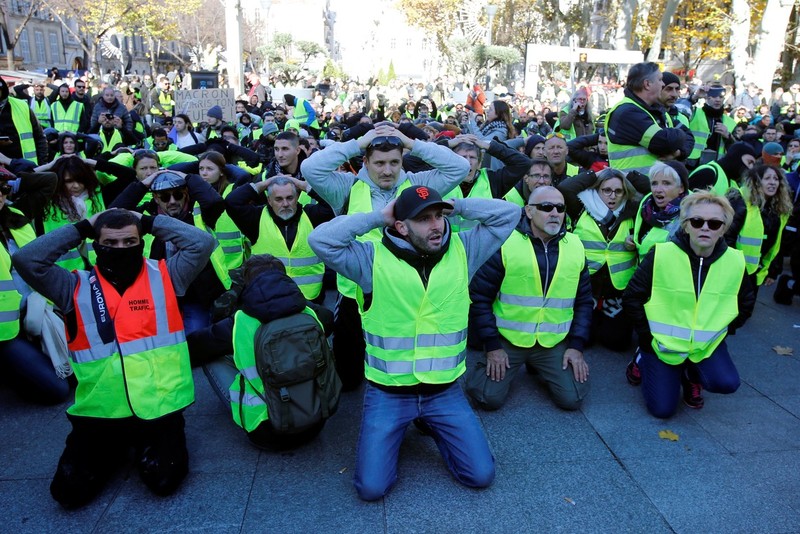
top-left (0, 184), bottom-right (12, 196)
top-left (529, 202), bottom-right (566, 213)
top-left (546, 132), bottom-right (566, 140)
top-left (156, 190), bottom-right (185, 203)
top-left (687, 217), bottom-right (724, 231)
top-left (368, 136), bottom-right (403, 149)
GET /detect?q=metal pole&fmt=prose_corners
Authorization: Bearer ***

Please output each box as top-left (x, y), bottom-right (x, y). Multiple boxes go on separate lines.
top-left (225, 0), bottom-right (243, 93)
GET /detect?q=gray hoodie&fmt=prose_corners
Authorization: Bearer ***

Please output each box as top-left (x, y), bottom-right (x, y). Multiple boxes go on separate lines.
top-left (300, 138), bottom-right (470, 215)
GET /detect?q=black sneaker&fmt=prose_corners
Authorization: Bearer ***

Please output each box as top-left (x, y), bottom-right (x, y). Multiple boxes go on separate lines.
top-left (681, 372), bottom-right (704, 409)
top-left (773, 274), bottom-right (794, 305)
top-left (626, 360), bottom-right (642, 386)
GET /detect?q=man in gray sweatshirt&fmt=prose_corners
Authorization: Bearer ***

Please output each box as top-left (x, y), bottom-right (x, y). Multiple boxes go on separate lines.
top-left (300, 123), bottom-right (469, 390)
top-left (308, 185), bottom-right (519, 501)
top-left (13, 208), bottom-right (215, 509)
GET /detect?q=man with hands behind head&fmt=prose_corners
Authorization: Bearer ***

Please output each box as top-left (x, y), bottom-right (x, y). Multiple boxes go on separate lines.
top-left (12, 207), bottom-right (215, 509)
top-left (301, 122), bottom-right (469, 390)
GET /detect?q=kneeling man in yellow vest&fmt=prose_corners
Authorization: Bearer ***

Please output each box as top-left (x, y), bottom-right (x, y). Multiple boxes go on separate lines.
top-left (309, 185), bottom-right (519, 501)
top-left (467, 186), bottom-right (593, 411)
top-left (13, 208), bottom-right (215, 509)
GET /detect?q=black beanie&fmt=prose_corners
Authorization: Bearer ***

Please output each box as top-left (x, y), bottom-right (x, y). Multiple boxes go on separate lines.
top-left (662, 161), bottom-right (689, 190)
top-left (718, 141), bottom-right (757, 182)
top-left (662, 72), bottom-right (680, 87)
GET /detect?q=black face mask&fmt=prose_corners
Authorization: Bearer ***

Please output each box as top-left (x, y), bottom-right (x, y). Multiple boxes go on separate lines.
top-left (94, 242), bottom-right (145, 290)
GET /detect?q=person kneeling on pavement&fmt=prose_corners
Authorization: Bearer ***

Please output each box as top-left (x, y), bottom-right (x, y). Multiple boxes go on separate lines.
top-left (187, 254), bottom-right (340, 450)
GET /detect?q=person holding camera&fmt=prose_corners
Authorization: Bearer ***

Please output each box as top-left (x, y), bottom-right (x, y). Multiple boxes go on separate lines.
top-left (90, 87), bottom-right (134, 137)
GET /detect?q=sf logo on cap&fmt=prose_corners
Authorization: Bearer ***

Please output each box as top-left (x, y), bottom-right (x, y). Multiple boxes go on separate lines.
top-left (415, 186), bottom-right (430, 199)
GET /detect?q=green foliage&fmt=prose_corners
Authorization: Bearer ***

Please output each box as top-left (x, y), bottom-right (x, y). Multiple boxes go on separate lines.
top-left (322, 58), bottom-right (347, 80)
top-left (260, 32), bottom-right (326, 85)
top-left (387, 60), bottom-right (396, 82)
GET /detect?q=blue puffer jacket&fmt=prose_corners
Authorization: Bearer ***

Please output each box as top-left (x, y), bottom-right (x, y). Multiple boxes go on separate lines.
top-left (468, 211), bottom-right (594, 352)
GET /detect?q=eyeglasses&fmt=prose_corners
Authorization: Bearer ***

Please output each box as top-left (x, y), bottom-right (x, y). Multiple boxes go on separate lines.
top-left (529, 202), bottom-right (566, 213)
top-left (546, 132), bottom-right (566, 140)
top-left (0, 184), bottom-right (12, 196)
top-left (368, 136), bottom-right (403, 149)
top-left (600, 187), bottom-right (624, 197)
top-left (526, 173), bottom-right (551, 182)
top-left (687, 217), bottom-right (724, 231)
top-left (156, 190), bottom-right (185, 203)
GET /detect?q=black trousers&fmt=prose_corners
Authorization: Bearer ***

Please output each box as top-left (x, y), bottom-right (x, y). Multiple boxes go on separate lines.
top-left (333, 295), bottom-right (366, 391)
top-left (50, 411), bottom-right (188, 509)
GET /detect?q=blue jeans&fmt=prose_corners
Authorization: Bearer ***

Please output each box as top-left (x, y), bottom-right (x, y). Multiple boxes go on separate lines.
top-left (639, 341), bottom-right (740, 418)
top-left (354, 382), bottom-right (495, 501)
top-left (0, 335), bottom-right (70, 405)
top-left (180, 302), bottom-right (212, 336)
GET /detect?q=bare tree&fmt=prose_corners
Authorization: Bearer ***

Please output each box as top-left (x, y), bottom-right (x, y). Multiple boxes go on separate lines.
top-left (0, 0), bottom-right (36, 70)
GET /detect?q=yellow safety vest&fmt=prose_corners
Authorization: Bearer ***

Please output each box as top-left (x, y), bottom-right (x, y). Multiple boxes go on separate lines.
top-left (573, 211), bottom-right (636, 290)
top-left (736, 198), bottom-right (789, 284)
top-left (9, 97), bottom-right (39, 163)
top-left (444, 168), bottom-right (492, 232)
top-left (359, 234), bottom-right (469, 386)
top-left (214, 183), bottom-right (246, 271)
top-left (99, 128), bottom-right (124, 153)
top-left (605, 97), bottom-right (661, 175)
top-left (30, 98), bottom-right (52, 128)
top-left (251, 208), bottom-right (324, 300)
top-left (645, 242), bottom-right (744, 364)
top-left (493, 230), bottom-right (585, 348)
top-left (42, 193), bottom-right (105, 271)
top-left (51, 100), bottom-right (84, 133)
top-left (632, 193), bottom-right (677, 257)
top-left (0, 214), bottom-right (37, 341)
top-left (191, 204), bottom-right (232, 290)
top-left (688, 108), bottom-right (736, 161)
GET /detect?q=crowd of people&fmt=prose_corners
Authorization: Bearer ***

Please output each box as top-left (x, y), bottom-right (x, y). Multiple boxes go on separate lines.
top-left (0, 59), bottom-right (798, 507)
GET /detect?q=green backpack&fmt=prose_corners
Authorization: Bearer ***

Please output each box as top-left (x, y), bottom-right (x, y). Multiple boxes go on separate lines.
top-left (252, 312), bottom-right (341, 434)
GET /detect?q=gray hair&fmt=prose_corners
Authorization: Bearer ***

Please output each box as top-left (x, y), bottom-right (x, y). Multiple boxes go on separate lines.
top-left (627, 62), bottom-right (661, 93)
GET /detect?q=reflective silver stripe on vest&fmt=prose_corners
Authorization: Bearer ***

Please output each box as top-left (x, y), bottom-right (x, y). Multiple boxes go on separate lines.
top-left (737, 236), bottom-right (762, 246)
top-left (587, 260), bottom-right (604, 271)
top-left (0, 280), bottom-right (17, 291)
top-left (293, 274), bottom-right (324, 286)
top-left (0, 309), bottom-right (20, 322)
top-left (216, 231), bottom-right (241, 239)
top-left (365, 353), bottom-right (463, 374)
top-left (607, 243), bottom-right (628, 252)
top-left (581, 240), bottom-right (607, 250)
top-left (222, 245), bottom-right (243, 254)
top-left (495, 317), bottom-right (572, 334)
top-left (275, 255), bottom-right (321, 268)
top-left (414, 353), bottom-right (465, 373)
top-left (655, 341), bottom-right (688, 358)
top-left (609, 258), bottom-right (637, 274)
top-left (743, 255), bottom-right (760, 267)
top-left (230, 390), bottom-right (263, 406)
top-left (648, 320), bottom-right (727, 343)
top-left (366, 353), bottom-right (413, 374)
top-left (240, 366), bottom-right (259, 381)
top-left (497, 293), bottom-right (575, 309)
top-left (365, 329), bottom-right (467, 351)
top-left (610, 146), bottom-right (651, 159)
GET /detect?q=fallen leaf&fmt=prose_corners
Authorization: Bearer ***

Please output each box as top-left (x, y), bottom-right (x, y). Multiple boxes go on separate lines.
top-left (773, 346), bottom-right (794, 356)
top-left (563, 497), bottom-right (576, 505)
top-left (658, 429), bottom-right (679, 441)
top-left (338, 467), bottom-right (347, 474)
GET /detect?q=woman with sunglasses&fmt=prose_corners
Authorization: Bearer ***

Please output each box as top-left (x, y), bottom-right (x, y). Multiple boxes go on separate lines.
top-left (0, 169), bottom-right (71, 404)
top-left (559, 168), bottom-right (648, 351)
top-left (623, 191), bottom-right (755, 418)
top-left (724, 164), bottom-right (793, 293)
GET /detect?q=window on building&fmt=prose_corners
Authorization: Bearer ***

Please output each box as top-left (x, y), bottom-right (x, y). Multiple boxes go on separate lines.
top-left (390, 38), bottom-right (396, 49)
top-left (406, 38), bottom-right (412, 47)
top-left (19, 29), bottom-right (31, 62)
top-left (49, 32), bottom-right (60, 62)
top-left (35, 30), bottom-right (46, 63)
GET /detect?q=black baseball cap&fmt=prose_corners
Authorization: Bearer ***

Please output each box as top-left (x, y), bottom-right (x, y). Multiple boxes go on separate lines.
top-left (394, 186), bottom-right (451, 221)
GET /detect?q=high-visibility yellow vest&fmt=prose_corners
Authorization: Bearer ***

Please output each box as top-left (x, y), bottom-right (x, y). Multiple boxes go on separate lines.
top-left (30, 98), bottom-right (52, 128)
top-left (573, 211), bottom-right (636, 290)
top-left (149, 90), bottom-right (174, 115)
top-left (251, 208), bottom-right (324, 300)
top-left (99, 128), bottom-right (124, 153)
top-left (214, 183), bottom-right (246, 271)
top-left (689, 160), bottom-right (740, 196)
top-left (0, 213), bottom-right (36, 341)
top-left (9, 97), bottom-right (39, 163)
top-left (492, 230), bottom-right (585, 348)
top-left (291, 98), bottom-right (320, 129)
top-left (51, 100), bottom-right (84, 133)
top-left (68, 259), bottom-right (194, 418)
top-left (645, 242), bottom-right (744, 365)
top-left (337, 179), bottom-right (411, 299)
top-left (688, 108), bottom-right (736, 161)
top-left (605, 97), bottom-right (661, 175)
top-left (444, 168), bottom-right (492, 232)
top-left (504, 186), bottom-right (525, 207)
top-left (736, 197), bottom-right (789, 284)
top-left (359, 235), bottom-right (469, 386)
top-left (191, 204), bottom-right (232, 290)
top-left (229, 307), bottom-right (322, 431)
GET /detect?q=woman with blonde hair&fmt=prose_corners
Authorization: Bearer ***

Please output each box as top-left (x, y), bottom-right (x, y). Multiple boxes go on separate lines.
top-left (623, 191), bottom-right (755, 417)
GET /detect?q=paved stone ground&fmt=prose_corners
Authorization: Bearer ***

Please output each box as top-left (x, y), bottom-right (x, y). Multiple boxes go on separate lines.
top-left (2, 285), bottom-right (799, 533)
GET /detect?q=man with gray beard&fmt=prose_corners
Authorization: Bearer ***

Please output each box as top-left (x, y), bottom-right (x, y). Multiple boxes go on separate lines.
top-left (224, 175), bottom-right (334, 303)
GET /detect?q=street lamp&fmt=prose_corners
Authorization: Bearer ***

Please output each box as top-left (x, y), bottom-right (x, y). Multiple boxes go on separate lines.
top-left (485, 4), bottom-right (498, 88)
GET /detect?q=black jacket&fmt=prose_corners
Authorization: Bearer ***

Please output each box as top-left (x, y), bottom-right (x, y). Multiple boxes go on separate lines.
top-left (468, 212), bottom-right (594, 352)
top-left (567, 133), bottom-right (608, 171)
top-left (622, 229), bottom-right (755, 349)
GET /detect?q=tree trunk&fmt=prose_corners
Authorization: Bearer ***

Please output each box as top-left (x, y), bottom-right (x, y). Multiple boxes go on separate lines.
top-left (729, 0), bottom-right (751, 96)
top-left (751, 0), bottom-right (795, 90)
top-left (645, 0), bottom-right (681, 64)
top-left (614, 0), bottom-right (638, 51)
